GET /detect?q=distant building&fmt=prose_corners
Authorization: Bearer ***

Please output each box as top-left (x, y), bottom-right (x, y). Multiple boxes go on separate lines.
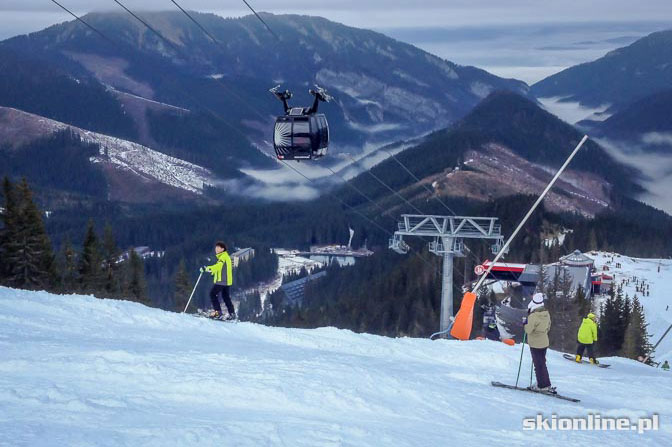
top-left (231, 247), bottom-right (255, 267)
top-left (478, 250), bottom-right (596, 301)
top-left (560, 250), bottom-right (594, 268)
top-left (281, 271), bottom-right (328, 306)
top-left (118, 246), bottom-right (164, 262)
top-left (591, 273), bottom-right (614, 295)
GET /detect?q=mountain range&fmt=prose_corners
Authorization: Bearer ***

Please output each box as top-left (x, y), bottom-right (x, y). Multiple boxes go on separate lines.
top-left (532, 29), bottom-right (672, 111)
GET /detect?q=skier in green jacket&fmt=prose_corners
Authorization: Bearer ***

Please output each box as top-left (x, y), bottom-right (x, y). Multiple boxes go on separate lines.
top-left (576, 313), bottom-right (599, 364)
top-left (201, 241), bottom-right (235, 320)
top-left (662, 360), bottom-right (670, 371)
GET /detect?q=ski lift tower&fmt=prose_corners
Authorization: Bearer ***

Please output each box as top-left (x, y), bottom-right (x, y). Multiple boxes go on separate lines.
top-left (389, 215), bottom-right (506, 334)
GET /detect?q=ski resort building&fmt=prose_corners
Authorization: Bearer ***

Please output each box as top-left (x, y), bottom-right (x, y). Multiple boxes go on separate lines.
top-left (478, 250), bottom-right (595, 302)
top-left (280, 271), bottom-right (327, 306)
top-left (118, 246), bottom-right (165, 262)
top-left (231, 247), bottom-right (255, 267)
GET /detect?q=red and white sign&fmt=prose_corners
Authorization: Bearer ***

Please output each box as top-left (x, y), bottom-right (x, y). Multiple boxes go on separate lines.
top-left (474, 264), bottom-right (486, 276)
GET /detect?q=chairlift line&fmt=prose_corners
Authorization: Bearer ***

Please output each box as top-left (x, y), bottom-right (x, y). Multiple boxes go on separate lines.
top-left (48, 0), bottom-right (115, 45)
top-left (241, 0), bottom-right (281, 40)
top-left (169, 0), bottom-right (221, 44)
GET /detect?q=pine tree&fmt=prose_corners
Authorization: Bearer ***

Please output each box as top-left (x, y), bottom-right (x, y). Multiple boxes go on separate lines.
top-left (599, 287), bottom-right (629, 356)
top-left (173, 258), bottom-right (192, 312)
top-left (101, 224), bottom-right (121, 298)
top-left (0, 177), bottom-right (19, 283)
top-left (547, 267), bottom-right (579, 351)
top-left (621, 296), bottom-right (652, 360)
top-left (79, 221), bottom-right (104, 294)
top-left (4, 179), bottom-right (56, 290)
top-left (124, 248), bottom-right (150, 306)
top-left (58, 237), bottom-right (78, 292)
top-left (575, 286), bottom-right (590, 317)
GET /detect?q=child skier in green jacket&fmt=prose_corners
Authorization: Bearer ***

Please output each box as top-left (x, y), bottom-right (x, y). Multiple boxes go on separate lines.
top-left (576, 313), bottom-right (599, 364)
top-left (201, 241), bottom-right (235, 320)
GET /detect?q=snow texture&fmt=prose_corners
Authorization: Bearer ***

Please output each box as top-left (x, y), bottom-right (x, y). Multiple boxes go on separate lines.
top-left (1, 287), bottom-right (670, 446)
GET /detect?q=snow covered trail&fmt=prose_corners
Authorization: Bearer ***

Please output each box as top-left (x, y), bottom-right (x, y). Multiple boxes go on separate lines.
top-left (0, 288), bottom-right (670, 446)
top-left (589, 252), bottom-right (672, 361)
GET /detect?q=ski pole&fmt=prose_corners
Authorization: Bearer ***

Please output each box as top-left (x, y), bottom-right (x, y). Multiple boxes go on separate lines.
top-left (182, 271), bottom-right (203, 313)
top-left (515, 332), bottom-right (527, 388)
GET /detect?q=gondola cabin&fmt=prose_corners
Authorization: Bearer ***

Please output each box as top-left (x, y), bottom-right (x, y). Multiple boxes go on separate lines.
top-left (273, 109), bottom-right (329, 160)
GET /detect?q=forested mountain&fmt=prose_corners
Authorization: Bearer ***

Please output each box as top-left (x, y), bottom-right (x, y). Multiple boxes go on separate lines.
top-left (339, 90), bottom-right (641, 219)
top-left (1, 11), bottom-right (527, 158)
top-left (531, 28), bottom-right (672, 109)
top-left (588, 88), bottom-right (672, 151)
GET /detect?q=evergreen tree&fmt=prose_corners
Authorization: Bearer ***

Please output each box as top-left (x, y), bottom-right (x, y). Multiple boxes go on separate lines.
top-left (78, 221), bottom-right (104, 294)
top-left (58, 237), bottom-right (78, 292)
top-left (599, 287), bottom-right (629, 355)
top-left (238, 291), bottom-right (262, 321)
top-left (101, 224), bottom-right (121, 297)
top-left (173, 258), bottom-right (192, 312)
top-left (0, 177), bottom-right (19, 283)
top-left (124, 248), bottom-right (150, 306)
top-left (547, 267), bottom-right (579, 351)
top-left (575, 286), bottom-right (590, 317)
top-left (3, 179), bottom-right (56, 290)
top-left (621, 296), bottom-right (652, 360)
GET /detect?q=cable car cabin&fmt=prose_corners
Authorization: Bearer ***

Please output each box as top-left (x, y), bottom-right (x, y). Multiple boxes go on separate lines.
top-left (274, 111), bottom-right (329, 160)
top-left (270, 85), bottom-right (332, 161)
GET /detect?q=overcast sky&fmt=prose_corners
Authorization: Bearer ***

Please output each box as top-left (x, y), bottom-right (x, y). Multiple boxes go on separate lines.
top-left (2, 0), bottom-right (672, 38)
top-left (1, 1), bottom-right (670, 84)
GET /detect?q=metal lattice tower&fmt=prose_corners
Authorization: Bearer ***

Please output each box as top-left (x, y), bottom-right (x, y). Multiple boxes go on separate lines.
top-left (389, 215), bottom-right (506, 333)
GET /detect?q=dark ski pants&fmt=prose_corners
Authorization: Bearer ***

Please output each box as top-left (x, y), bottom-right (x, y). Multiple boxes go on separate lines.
top-left (484, 326), bottom-right (501, 341)
top-left (530, 347), bottom-right (551, 388)
top-left (576, 343), bottom-right (595, 359)
top-left (210, 285), bottom-right (234, 316)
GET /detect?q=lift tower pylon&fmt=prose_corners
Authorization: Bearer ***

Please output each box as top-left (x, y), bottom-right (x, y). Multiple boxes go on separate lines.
top-left (389, 215), bottom-right (506, 334)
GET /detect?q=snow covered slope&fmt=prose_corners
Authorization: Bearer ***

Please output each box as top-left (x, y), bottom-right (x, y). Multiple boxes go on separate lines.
top-left (0, 287), bottom-right (670, 446)
top-left (0, 107), bottom-right (213, 195)
top-left (588, 252), bottom-right (672, 361)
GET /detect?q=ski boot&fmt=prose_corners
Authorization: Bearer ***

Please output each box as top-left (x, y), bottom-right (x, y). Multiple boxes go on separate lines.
top-left (575, 354), bottom-right (582, 363)
top-left (528, 384), bottom-right (557, 394)
top-left (225, 312), bottom-right (237, 321)
top-left (209, 310), bottom-right (223, 320)
top-left (589, 357), bottom-right (599, 365)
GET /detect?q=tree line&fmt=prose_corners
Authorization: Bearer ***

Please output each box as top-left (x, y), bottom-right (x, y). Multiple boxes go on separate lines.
top-left (0, 177), bottom-right (149, 305)
top-left (535, 265), bottom-right (652, 361)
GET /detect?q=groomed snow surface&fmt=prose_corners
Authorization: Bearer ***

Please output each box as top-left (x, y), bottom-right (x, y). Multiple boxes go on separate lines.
top-left (1, 287), bottom-right (670, 446)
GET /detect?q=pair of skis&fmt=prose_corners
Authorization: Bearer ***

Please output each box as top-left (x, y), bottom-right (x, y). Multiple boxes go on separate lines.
top-left (491, 353), bottom-right (611, 403)
top-left (193, 309), bottom-right (238, 323)
top-left (491, 381), bottom-right (580, 402)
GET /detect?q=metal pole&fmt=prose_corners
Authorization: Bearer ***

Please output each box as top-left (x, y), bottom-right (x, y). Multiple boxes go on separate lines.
top-left (440, 243), bottom-right (455, 332)
top-left (643, 323), bottom-right (672, 364)
top-left (182, 271), bottom-right (203, 314)
top-left (472, 135), bottom-right (589, 294)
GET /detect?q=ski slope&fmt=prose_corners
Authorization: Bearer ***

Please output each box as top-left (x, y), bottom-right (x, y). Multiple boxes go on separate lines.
top-left (588, 252), bottom-right (672, 361)
top-left (0, 287), bottom-right (670, 446)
